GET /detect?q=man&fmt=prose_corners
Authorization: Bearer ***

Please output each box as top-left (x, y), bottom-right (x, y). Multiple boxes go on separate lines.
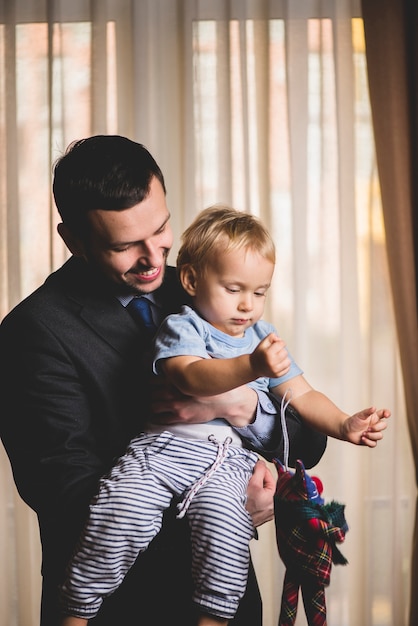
top-left (0, 135), bottom-right (327, 625)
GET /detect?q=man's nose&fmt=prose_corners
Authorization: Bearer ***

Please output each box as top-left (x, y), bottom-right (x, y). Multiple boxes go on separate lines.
top-left (138, 241), bottom-right (162, 266)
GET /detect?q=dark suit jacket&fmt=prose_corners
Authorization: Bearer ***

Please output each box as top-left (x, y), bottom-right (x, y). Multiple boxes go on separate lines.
top-left (0, 256), bottom-right (326, 625)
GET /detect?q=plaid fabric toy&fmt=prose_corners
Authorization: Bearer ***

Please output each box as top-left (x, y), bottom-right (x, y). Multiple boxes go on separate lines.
top-left (273, 458), bottom-right (349, 626)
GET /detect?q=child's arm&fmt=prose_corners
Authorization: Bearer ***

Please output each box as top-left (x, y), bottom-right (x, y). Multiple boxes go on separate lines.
top-left (271, 375), bottom-right (390, 446)
top-left (160, 332), bottom-right (290, 396)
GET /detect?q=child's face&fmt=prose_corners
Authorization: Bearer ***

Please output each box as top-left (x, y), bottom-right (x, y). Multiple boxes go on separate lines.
top-left (190, 247), bottom-right (274, 337)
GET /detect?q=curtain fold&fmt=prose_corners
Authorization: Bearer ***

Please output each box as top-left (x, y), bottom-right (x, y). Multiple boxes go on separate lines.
top-left (361, 0), bottom-right (418, 475)
top-left (0, 1), bottom-right (415, 624)
top-left (360, 2), bottom-right (418, 623)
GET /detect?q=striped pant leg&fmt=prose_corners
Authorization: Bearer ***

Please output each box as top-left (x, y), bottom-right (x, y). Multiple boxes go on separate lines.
top-left (186, 448), bottom-right (258, 620)
top-left (60, 434), bottom-right (183, 618)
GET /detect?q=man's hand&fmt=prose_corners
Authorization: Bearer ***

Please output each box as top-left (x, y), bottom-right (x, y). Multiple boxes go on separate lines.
top-left (61, 617), bottom-right (87, 626)
top-left (150, 380), bottom-right (219, 424)
top-left (150, 377), bottom-right (259, 427)
top-left (246, 460), bottom-right (276, 527)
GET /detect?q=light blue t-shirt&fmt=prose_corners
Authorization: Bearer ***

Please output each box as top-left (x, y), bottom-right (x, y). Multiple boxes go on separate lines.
top-left (148, 305), bottom-right (302, 443)
top-left (153, 305), bottom-right (302, 392)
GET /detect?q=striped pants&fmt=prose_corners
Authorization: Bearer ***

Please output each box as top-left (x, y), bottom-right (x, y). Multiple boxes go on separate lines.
top-left (60, 431), bottom-right (259, 620)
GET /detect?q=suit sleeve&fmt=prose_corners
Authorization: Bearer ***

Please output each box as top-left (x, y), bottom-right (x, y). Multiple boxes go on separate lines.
top-left (235, 391), bottom-right (327, 468)
top-left (0, 309), bottom-right (105, 533)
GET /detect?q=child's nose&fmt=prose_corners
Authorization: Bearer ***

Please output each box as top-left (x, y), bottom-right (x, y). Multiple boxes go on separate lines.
top-left (238, 294), bottom-right (253, 311)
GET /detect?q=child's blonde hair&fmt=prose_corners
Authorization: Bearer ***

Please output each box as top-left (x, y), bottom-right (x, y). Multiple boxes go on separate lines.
top-left (177, 205), bottom-right (276, 274)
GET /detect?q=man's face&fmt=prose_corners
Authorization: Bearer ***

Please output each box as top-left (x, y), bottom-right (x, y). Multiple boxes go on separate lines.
top-left (81, 176), bottom-right (173, 294)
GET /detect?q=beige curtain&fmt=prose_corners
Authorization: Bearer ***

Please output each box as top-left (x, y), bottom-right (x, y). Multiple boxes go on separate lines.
top-left (360, 2), bottom-right (418, 625)
top-left (0, 1), bottom-right (415, 624)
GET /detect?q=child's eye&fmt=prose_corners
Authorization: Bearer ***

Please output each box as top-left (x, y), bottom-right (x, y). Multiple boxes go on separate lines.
top-left (254, 292), bottom-right (266, 297)
top-left (226, 287), bottom-right (240, 293)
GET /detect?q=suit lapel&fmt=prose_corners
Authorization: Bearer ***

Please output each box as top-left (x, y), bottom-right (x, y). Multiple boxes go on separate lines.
top-left (78, 295), bottom-right (140, 355)
top-left (49, 258), bottom-right (188, 355)
top-left (49, 257), bottom-right (140, 355)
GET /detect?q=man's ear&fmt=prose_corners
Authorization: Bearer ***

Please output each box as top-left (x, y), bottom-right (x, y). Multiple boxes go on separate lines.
top-left (179, 265), bottom-right (198, 296)
top-left (57, 223), bottom-right (86, 257)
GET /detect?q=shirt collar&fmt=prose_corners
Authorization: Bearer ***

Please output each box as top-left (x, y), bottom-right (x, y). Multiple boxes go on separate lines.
top-left (117, 291), bottom-right (160, 309)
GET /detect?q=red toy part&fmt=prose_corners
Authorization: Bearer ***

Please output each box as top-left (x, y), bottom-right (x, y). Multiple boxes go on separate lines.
top-left (311, 475), bottom-right (323, 496)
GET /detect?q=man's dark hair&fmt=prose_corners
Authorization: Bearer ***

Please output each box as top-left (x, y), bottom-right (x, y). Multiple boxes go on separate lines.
top-left (52, 135), bottom-right (166, 236)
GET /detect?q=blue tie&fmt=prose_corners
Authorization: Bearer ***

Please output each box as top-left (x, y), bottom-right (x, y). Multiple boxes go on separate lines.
top-left (127, 297), bottom-right (157, 335)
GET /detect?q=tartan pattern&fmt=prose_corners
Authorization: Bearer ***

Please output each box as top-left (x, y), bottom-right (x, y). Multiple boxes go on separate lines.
top-left (279, 574), bottom-right (300, 626)
top-left (302, 582), bottom-right (327, 626)
top-left (279, 573), bottom-right (328, 626)
top-left (274, 459), bottom-right (348, 626)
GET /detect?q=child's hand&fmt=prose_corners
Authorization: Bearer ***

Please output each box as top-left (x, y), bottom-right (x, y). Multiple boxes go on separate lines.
top-left (250, 333), bottom-right (291, 378)
top-left (343, 406), bottom-right (391, 446)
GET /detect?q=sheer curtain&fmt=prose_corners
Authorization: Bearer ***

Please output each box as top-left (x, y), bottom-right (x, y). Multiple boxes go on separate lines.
top-left (0, 1), bottom-right (414, 625)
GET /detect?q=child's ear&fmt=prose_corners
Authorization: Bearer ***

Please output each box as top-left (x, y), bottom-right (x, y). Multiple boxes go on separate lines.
top-left (180, 265), bottom-right (198, 296)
